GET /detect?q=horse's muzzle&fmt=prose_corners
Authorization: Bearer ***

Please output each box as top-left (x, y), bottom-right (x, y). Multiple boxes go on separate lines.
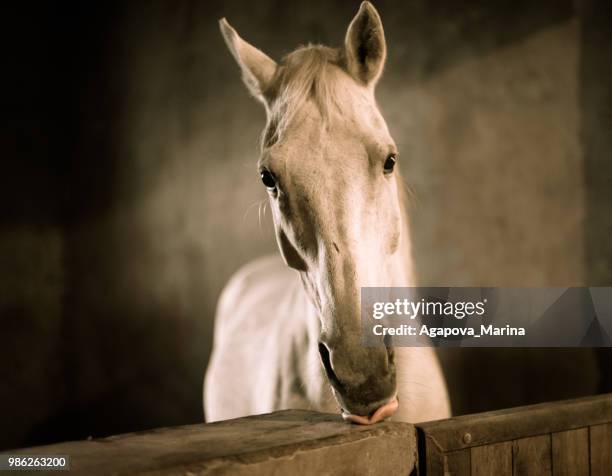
top-left (341, 394), bottom-right (399, 425)
top-left (318, 341), bottom-right (398, 423)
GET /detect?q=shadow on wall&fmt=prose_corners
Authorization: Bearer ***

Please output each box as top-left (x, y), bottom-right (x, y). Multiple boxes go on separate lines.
top-left (1, 0), bottom-right (611, 450)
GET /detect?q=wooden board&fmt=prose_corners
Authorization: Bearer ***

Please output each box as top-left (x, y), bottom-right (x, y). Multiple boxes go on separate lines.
top-left (513, 434), bottom-right (552, 476)
top-left (590, 423), bottom-right (612, 476)
top-left (550, 428), bottom-right (589, 476)
top-left (471, 442), bottom-right (512, 476)
top-left (446, 449), bottom-right (470, 475)
top-left (12, 410), bottom-right (417, 476)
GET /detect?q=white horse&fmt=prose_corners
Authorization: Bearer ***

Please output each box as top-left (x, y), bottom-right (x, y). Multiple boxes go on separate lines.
top-left (205, 2), bottom-right (450, 425)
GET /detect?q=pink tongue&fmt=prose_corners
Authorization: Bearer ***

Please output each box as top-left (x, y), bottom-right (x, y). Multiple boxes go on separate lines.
top-left (342, 396), bottom-right (399, 425)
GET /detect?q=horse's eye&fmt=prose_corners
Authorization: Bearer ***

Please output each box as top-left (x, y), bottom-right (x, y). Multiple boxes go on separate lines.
top-left (260, 169), bottom-right (276, 189)
top-left (383, 154), bottom-right (397, 174)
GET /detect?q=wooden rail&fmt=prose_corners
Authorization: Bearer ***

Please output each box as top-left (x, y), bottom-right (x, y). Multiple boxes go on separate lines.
top-left (9, 410), bottom-right (417, 475)
top-left (7, 394), bottom-right (612, 475)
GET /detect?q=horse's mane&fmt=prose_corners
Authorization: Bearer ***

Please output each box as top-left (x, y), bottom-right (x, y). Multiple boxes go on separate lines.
top-left (262, 45), bottom-right (345, 148)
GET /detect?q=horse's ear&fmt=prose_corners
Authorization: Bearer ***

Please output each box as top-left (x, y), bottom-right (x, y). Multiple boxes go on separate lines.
top-left (219, 18), bottom-right (277, 104)
top-left (344, 2), bottom-right (386, 87)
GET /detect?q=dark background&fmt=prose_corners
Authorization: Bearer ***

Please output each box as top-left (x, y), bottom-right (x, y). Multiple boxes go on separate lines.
top-left (1, 0), bottom-right (611, 450)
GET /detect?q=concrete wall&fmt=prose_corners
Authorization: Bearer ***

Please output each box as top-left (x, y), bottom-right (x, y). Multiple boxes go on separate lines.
top-left (581, 0), bottom-right (612, 394)
top-left (407, 18), bottom-right (598, 415)
top-left (2, 0), bottom-right (611, 449)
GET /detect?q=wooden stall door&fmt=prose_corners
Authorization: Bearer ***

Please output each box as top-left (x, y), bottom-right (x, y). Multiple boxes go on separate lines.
top-left (416, 393), bottom-right (612, 475)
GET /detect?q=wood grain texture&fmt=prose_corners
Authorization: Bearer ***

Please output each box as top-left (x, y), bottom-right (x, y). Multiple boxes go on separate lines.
top-left (590, 423), bottom-right (612, 476)
top-left (417, 393), bottom-right (612, 452)
top-left (513, 435), bottom-right (552, 476)
top-left (445, 448), bottom-right (470, 475)
top-left (12, 410), bottom-right (417, 476)
top-left (551, 428), bottom-right (589, 476)
top-left (424, 444), bottom-right (445, 476)
top-left (471, 442), bottom-right (512, 476)
top-left (419, 428), bottom-right (445, 475)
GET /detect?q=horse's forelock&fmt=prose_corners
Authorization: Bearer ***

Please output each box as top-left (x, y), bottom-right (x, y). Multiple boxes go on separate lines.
top-left (261, 45), bottom-right (345, 149)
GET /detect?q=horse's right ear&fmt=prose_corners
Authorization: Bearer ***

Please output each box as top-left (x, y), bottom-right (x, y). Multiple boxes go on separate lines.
top-left (344, 2), bottom-right (386, 88)
top-left (219, 18), bottom-right (277, 105)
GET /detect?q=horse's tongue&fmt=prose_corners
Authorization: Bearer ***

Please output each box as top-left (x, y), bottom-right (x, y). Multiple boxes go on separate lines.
top-left (342, 396), bottom-right (399, 425)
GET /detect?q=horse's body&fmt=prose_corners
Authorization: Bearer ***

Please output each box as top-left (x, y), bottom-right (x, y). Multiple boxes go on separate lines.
top-left (205, 2), bottom-right (451, 424)
top-left (205, 254), bottom-right (450, 423)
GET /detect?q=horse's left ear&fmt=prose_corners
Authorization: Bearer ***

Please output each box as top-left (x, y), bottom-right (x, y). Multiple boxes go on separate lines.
top-left (344, 1), bottom-right (387, 87)
top-left (219, 18), bottom-right (277, 105)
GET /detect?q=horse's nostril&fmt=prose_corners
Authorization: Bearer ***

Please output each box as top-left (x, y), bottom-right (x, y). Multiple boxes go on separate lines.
top-left (318, 342), bottom-right (343, 390)
top-left (383, 334), bottom-right (392, 349)
top-left (383, 335), bottom-right (395, 365)
top-left (318, 342), bottom-right (333, 373)
top-left (386, 345), bottom-right (395, 362)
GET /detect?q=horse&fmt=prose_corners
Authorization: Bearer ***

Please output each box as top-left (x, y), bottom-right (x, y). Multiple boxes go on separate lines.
top-left (204, 1), bottom-right (450, 425)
